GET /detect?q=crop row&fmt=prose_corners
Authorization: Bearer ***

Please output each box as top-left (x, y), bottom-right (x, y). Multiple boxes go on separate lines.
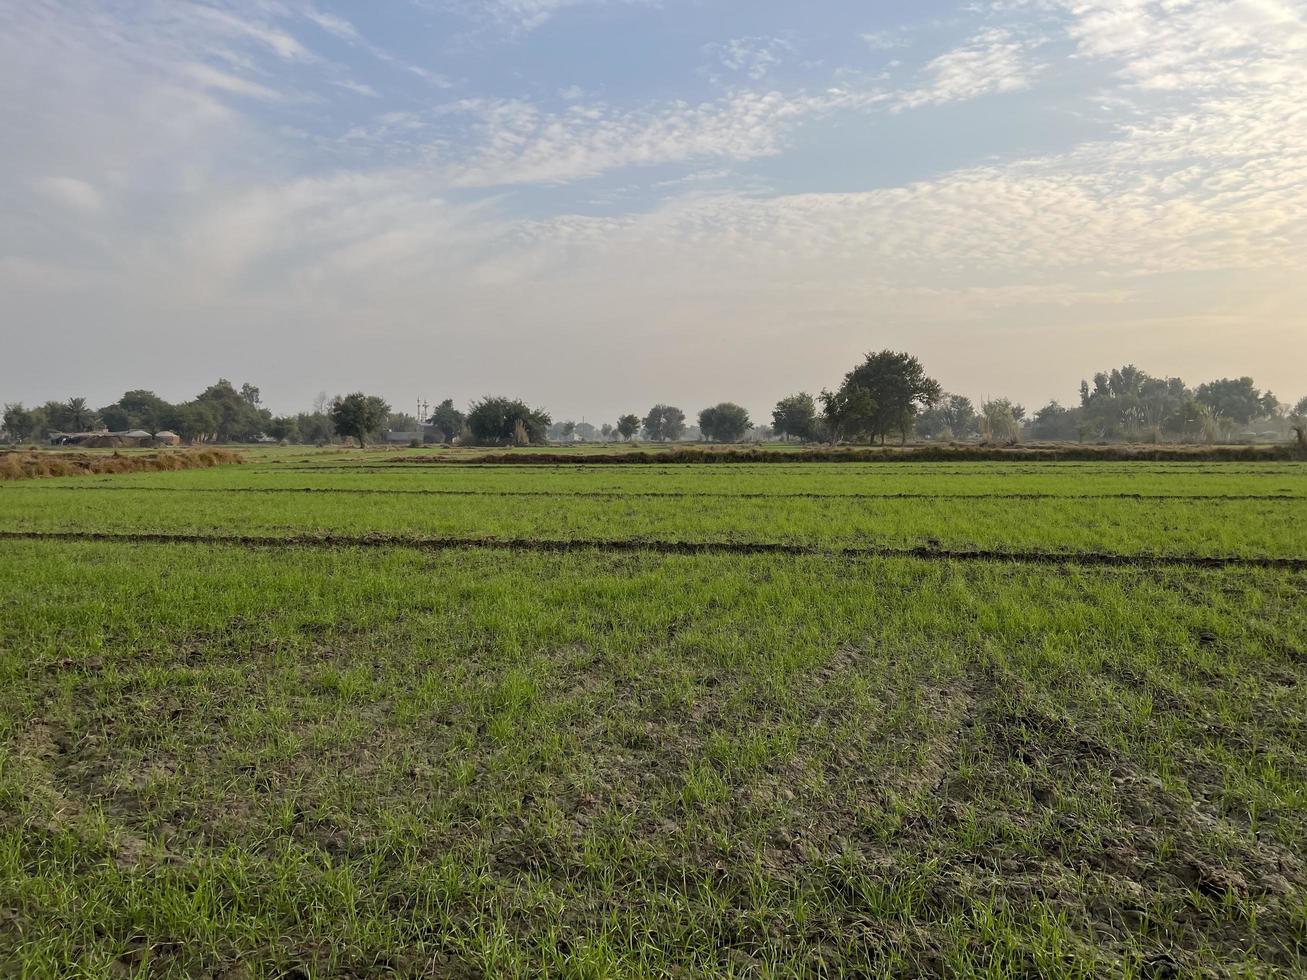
top-left (3, 486), bottom-right (1303, 558)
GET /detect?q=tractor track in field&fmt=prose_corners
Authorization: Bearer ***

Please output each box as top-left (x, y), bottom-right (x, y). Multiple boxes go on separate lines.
top-left (2, 530), bottom-right (1304, 570)
top-left (23, 486), bottom-right (1304, 502)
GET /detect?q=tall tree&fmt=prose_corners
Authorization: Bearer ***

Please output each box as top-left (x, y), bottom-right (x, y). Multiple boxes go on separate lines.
top-left (616, 414), bottom-right (640, 441)
top-left (916, 393), bottom-right (976, 440)
top-left (1079, 366), bottom-right (1190, 440)
top-left (1195, 377), bottom-right (1276, 426)
top-left (819, 387), bottom-right (878, 443)
top-left (428, 399), bottom-right (466, 443)
top-left (836, 351), bottom-right (941, 444)
top-left (65, 397), bottom-right (95, 431)
top-left (980, 399), bottom-right (1021, 443)
top-left (698, 403), bottom-right (752, 442)
top-left (330, 393), bottom-right (391, 447)
top-left (1028, 401), bottom-right (1082, 441)
top-left (240, 383), bottom-right (261, 406)
top-left (2, 403), bottom-right (34, 442)
top-left (771, 393), bottom-right (819, 441)
top-left (193, 379), bottom-right (272, 441)
top-left (642, 405), bottom-right (686, 442)
top-left (466, 396), bottom-right (551, 446)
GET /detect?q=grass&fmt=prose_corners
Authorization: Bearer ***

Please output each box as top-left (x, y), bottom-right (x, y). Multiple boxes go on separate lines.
top-left (0, 451), bottom-right (1304, 977)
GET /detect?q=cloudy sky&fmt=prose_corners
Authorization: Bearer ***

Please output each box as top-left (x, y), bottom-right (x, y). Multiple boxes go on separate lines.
top-left (2, 0), bottom-right (1305, 420)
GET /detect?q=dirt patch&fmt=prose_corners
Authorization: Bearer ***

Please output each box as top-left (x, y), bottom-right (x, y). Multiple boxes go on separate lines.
top-left (0, 449), bottom-right (242, 481)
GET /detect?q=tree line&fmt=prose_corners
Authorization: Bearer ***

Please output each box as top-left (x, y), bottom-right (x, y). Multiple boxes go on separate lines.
top-left (4, 355), bottom-right (1304, 447)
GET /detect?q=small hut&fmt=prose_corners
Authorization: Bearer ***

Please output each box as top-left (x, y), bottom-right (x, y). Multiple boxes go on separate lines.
top-left (154, 431), bottom-right (182, 446)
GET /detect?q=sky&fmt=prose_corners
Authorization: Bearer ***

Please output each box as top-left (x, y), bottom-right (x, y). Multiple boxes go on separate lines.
top-left (2, 0), bottom-right (1305, 422)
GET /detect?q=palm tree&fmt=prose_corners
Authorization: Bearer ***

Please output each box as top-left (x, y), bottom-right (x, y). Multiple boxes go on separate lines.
top-left (66, 397), bottom-right (92, 430)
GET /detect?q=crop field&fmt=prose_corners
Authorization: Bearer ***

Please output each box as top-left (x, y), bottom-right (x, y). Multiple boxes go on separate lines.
top-left (1, 452), bottom-right (1305, 977)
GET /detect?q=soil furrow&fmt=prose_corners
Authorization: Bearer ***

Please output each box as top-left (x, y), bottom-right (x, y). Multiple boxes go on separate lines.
top-left (2, 529), bottom-right (1303, 569)
top-left (24, 486), bottom-right (1303, 501)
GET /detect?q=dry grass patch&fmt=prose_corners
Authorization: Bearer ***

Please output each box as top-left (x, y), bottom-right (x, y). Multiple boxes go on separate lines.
top-left (0, 449), bottom-right (242, 481)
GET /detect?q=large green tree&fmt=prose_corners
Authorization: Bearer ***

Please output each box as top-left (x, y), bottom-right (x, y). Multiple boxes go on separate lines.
top-left (330, 393), bottom-right (391, 447)
top-left (818, 387), bottom-right (878, 443)
top-left (1079, 366), bottom-right (1190, 440)
top-left (832, 351), bottom-right (941, 444)
top-left (65, 397), bottom-right (96, 431)
top-left (2, 403), bottom-right (35, 442)
top-left (641, 405), bottom-right (686, 442)
top-left (698, 403), bottom-right (752, 443)
top-left (771, 393), bottom-right (819, 442)
top-left (1195, 377), bottom-right (1276, 426)
top-left (466, 396), bottom-right (551, 446)
top-left (616, 414), bottom-right (640, 441)
top-left (189, 379), bottom-right (272, 441)
top-left (915, 394), bottom-right (977, 440)
top-left (428, 399), bottom-right (466, 443)
top-left (1027, 401), bottom-right (1083, 441)
top-left (99, 389), bottom-right (173, 433)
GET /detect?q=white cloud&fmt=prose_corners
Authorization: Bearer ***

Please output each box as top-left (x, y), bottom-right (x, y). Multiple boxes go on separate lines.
top-left (704, 36), bottom-right (794, 82)
top-left (32, 176), bottom-right (103, 213)
top-left (896, 28), bottom-right (1045, 109)
top-left (862, 29), bottom-right (910, 51)
top-left (188, 6), bottom-right (316, 62)
top-left (335, 79), bottom-right (380, 98)
top-left (1061, 0), bottom-right (1307, 91)
top-left (183, 62), bottom-right (282, 101)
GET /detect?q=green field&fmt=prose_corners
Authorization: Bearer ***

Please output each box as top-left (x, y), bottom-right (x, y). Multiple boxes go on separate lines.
top-left (2, 453), bottom-right (1305, 977)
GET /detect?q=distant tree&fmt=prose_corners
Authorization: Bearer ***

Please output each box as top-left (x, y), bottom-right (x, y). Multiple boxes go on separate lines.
top-left (771, 393), bottom-right (819, 442)
top-left (98, 405), bottom-right (132, 432)
top-left (2, 403), bottom-right (34, 442)
top-left (330, 393), bottom-right (391, 447)
top-left (574, 421), bottom-right (597, 441)
top-left (240, 383), bottom-right (261, 407)
top-left (562, 420), bottom-right (577, 440)
top-left (428, 399), bottom-right (466, 443)
top-left (160, 400), bottom-right (221, 443)
top-left (387, 412), bottom-right (418, 433)
top-left (296, 411), bottom-right (334, 444)
top-left (267, 416), bottom-right (300, 442)
top-left (600, 423), bottom-right (614, 441)
top-left (642, 405), bottom-right (686, 442)
top-left (117, 390), bottom-right (172, 432)
top-left (65, 396), bottom-right (96, 431)
top-left (1028, 401), bottom-right (1082, 441)
top-left (916, 393), bottom-right (978, 440)
top-left (980, 399), bottom-right (1021, 443)
top-left (1079, 366), bottom-right (1190, 441)
top-left (466, 396), bottom-right (551, 446)
top-left (940, 394), bottom-right (978, 439)
top-left (616, 414), bottom-right (640, 441)
top-left (1195, 377), bottom-right (1276, 426)
top-left (698, 403), bottom-right (751, 443)
top-left (39, 400), bottom-right (75, 434)
top-left (193, 379), bottom-right (272, 441)
top-left (1290, 396), bottom-right (1306, 448)
top-left (819, 386), bottom-right (878, 443)
top-left (834, 351), bottom-right (942, 444)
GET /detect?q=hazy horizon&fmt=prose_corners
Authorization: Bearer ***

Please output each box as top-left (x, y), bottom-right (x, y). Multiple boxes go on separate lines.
top-left (3, 0), bottom-right (1304, 422)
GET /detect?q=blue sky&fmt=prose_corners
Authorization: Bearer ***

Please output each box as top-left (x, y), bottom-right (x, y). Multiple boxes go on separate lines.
top-left (2, 0), bottom-right (1305, 420)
